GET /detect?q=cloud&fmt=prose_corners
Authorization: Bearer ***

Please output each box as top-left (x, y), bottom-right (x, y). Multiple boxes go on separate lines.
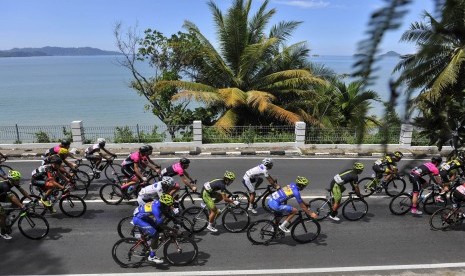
top-left (272, 0), bottom-right (330, 9)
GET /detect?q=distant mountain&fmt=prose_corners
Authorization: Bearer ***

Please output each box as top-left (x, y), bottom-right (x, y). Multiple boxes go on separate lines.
top-left (379, 51), bottom-right (401, 57)
top-left (0, 46), bottom-right (122, 57)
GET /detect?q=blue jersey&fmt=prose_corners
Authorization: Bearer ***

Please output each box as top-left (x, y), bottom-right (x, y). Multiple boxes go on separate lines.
top-left (134, 200), bottom-right (164, 224)
top-left (269, 183), bottom-right (303, 204)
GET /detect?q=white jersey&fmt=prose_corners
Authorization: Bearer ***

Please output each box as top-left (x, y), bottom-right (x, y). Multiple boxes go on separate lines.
top-left (136, 181), bottom-right (164, 206)
top-left (243, 164), bottom-right (269, 180)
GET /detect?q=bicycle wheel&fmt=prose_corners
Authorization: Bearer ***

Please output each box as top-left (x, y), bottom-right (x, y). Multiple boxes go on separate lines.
top-left (112, 238), bottom-right (148, 268)
top-left (181, 206), bottom-right (208, 233)
top-left (389, 193), bottom-right (412, 215)
top-left (358, 177), bottom-right (376, 197)
top-left (291, 218), bottom-right (321, 244)
top-left (72, 170), bottom-right (90, 199)
top-left (99, 183), bottom-right (124, 205)
top-left (163, 236), bottom-right (198, 266)
top-left (77, 164), bottom-right (95, 181)
top-left (430, 207), bottom-right (454, 231)
top-left (105, 163), bottom-right (123, 181)
top-left (59, 195), bottom-right (86, 217)
top-left (117, 216), bottom-right (140, 238)
top-left (385, 178), bottom-right (406, 197)
top-left (230, 191), bottom-right (250, 210)
top-left (246, 219), bottom-right (276, 245)
top-left (165, 216), bottom-right (194, 237)
top-left (308, 198), bottom-right (331, 221)
top-left (221, 207), bottom-right (250, 233)
top-left (423, 193), bottom-right (447, 215)
top-left (179, 191), bottom-right (202, 210)
top-left (0, 164), bottom-right (13, 178)
top-left (18, 212), bottom-right (49, 240)
top-left (342, 198), bottom-right (368, 221)
top-left (20, 195), bottom-right (47, 216)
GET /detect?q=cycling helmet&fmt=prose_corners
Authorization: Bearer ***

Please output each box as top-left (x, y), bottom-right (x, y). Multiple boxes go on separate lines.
top-left (296, 176), bottom-right (309, 186)
top-left (224, 171), bottom-right (236, 181)
top-left (353, 162), bottom-right (364, 171)
top-left (97, 138), bottom-right (106, 146)
top-left (8, 170), bottom-right (21, 181)
top-left (180, 157), bottom-right (190, 165)
top-left (147, 145), bottom-right (153, 151)
top-left (394, 151), bottom-right (403, 159)
top-left (61, 139), bottom-right (71, 147)
top-left (262, 158), bottom-right (273, 168)
top-left (160, 176), bottom-right (174, 187)
top-left (48, 155), bottom-right (63, 164)
top-left (431, 156), bottom-right (443, 164)
top-left (58, 148), bottom-right (69, 155)
top-left (139, 145), bottom-right (150, 153)
top-left (159, 193), bottom-right (174, 206)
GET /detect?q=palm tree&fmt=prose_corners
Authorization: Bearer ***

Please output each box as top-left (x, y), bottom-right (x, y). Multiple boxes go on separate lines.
top-left (156, 0), bottom-right (326, 129)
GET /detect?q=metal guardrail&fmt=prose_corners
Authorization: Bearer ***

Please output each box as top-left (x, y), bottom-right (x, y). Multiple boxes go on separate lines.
top-left (202, 125), bottom-right (295, 144)
top-left (0, 124), bottom-right (71, 144)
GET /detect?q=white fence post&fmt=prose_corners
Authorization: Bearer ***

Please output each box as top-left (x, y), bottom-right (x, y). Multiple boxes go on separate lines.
top-left (399, 123), bottom-right (413, 146)
top-left (71, 121), bottom-right (85, 146)
top-left (295, 121), bottom-right (306, 146)
top-left (193, 120), bottom-right (202, 146)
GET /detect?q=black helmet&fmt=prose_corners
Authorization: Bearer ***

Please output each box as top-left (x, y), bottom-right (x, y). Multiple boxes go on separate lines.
top-left (180, 157), bottom-right (190, 165)
top-left (61, 139), bottom-right (71, 147)
top-left (139, 145), bottom-right (150, 153)
top-left (147, 145), bottom-right (153, 151)
top-left (431, 156), bottom-right (443, 164)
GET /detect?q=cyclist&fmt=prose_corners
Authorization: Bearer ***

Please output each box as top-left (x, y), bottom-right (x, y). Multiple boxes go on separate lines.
top-left (31, 155), bottom-right (69, 212)
top-left (242, 158), bottom-right (280, 214)
top-left (0, 171), bottom-right (34, 239)
top-left (132, 193), bottom-right (176, 264)
top-left (202, 171), bottom-right (240, 232)
top-left (136, 176), bottom-right (178, 206)
top-left (267, 176), bottom-right (318, 233)
top-left (328, 162), bottom-right (364, 221)
top-left (438, 154), bottom-right (465, 197)
top-left (120, 146), bottom-right (152, 192)
top-left (408, 156), bottom-right (443, 215)
top-left (160, 157), bottom-right (197, 196)
top-left (372, 151), bottom-right (403, 188)
top-left (84, 138), bottom-right (116, 173)
top-left (451, 181), bottom-right (465, 211)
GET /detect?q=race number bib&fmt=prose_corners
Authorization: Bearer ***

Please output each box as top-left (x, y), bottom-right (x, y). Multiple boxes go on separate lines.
top-left (271, 191), bottom-right (280, 200)
top-left (143, 202), bottom-right (152, 213)
top-left (374, 159), bottom-right (383, 165)
top-left (441, 163), bottom-right (451, 171)
top-left (204, 182), bottom-right (212, 192)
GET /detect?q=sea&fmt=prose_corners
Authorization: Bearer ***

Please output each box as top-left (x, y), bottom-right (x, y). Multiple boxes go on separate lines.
top-left (0, 55), bottom-right (406, 127)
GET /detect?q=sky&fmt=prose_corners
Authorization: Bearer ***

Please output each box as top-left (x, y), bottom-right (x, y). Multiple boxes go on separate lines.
top-left (1, 0), bottom-right (435, 56)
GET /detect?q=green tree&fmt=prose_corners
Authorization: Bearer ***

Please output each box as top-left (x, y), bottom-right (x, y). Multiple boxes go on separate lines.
top-left (155, 0), bottom-right (326, 129)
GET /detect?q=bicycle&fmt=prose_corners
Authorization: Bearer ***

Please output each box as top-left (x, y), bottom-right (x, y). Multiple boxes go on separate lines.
top-left (358, 171), bottom-right (406, 197)
top-left (308, 191), bottom-right (369, 221)
top-left (1, 202), bottom-right (49, 240)
top-left (112, 227), bottom-right (198, 267)
top-left (21, 183), bottom-right (87, 217)
top-left (77, 155), bottom-right (123, 181)
top-left (430, 204), bottom-right (465, 231)
top-left (0, 155), bottom-right (14, 179)
top-left (389, 182), bottom-right (447, 215)
top-left (117, 213), bottom-right (194, 239)
top-left (246, 210), bottom-right (320, 245)
top-left (181, 201), bottom-right (250, 233)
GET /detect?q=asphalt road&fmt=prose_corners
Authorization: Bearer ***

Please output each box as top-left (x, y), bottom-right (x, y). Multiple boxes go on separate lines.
top-left (2, 157), bottom-right (465, 276)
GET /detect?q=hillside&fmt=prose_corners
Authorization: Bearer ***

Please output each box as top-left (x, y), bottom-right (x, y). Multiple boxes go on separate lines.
top-left (0, 46), bottom-right (122, 57)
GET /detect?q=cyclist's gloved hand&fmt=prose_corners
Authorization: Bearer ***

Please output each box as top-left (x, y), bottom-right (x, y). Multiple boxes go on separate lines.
top-left (172, 208), bottom-right (180, 215)
top-left (142, 177), bottom-right (147, 182)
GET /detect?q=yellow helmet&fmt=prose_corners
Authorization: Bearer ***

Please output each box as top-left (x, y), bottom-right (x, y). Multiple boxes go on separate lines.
top-left (296, 176), bottom-right (309, 186)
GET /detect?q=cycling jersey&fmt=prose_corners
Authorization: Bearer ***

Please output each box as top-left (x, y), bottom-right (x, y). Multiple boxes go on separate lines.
top-left (136, 179), bottom-right (178, 206)
top-left (409, 162), bottom-right (440, 192)
top-left (242, 164), bottom-right (269, 192)
top-left (330, 169), bottom-right (359, 203)
top-left (267, 183), bottom-right (302, 214)
top-left (161, 162), bottom-right (185, 177)
top-left (439, 159), bottom-right (464, 181)
top-left (31, 165), bottom-right (57, 188)
top-left (373, 155), bottom-right (397, 178)
top-left (85, 144), bottom-right (102, 156)
top-left (0, 181), bottom-right (17, 202)
top-left (44, 145), bottom-right (62, 157)
top-left (122, 151), bottom-right (143, 167)
top-left (202, 179), bottom-right (229, 209)
top-left (132, 200), bottom-right (165, 237)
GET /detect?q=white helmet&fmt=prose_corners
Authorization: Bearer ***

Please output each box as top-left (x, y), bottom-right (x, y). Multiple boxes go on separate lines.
top-left (161, 176), bottom-right (174, 187)
top-left (97, 138), bottom-right (106, 145)
top-left (262, 158), bottom-right (273, 166)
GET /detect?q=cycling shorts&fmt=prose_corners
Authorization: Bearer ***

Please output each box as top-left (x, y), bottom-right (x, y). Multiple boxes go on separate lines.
top-left (408, 174), bottom-right (426, 192)
top-left (267, 199), bottom-right (292, 215)
top-left (202, 190), bottom-right (222, 210)
top-left (332, 184), bottom-right (346, 203)
top-left (132, 217), bottom-right (158, 237)
top-left (242, 177), bottom-right (263, 193)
